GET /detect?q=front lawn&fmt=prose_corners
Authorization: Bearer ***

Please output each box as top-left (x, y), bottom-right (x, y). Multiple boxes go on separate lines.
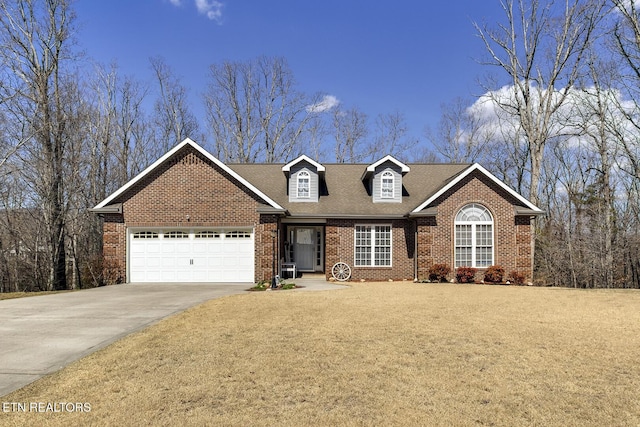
top-left (0, 290), bottom-right (71, 301)
top-left (3, 283), bottom-right (640, 426)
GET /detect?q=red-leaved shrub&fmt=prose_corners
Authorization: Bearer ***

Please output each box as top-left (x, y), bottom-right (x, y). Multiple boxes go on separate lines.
top-left (456, 267), bottom-right (477, 283)
top-left (507, 271), bottom-right (525, 285)
top-left (483, 265), bottom-right (505, 283)
top-left (428, 263), bottom-right (451, 282)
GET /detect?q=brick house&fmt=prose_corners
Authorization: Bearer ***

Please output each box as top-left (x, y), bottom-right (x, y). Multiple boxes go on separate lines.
top-left (92, 138), bottom-right (543, 284)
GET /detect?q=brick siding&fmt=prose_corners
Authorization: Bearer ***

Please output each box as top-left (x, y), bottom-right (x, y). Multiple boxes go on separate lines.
top-left (325, 219), bottom-right (415, 282)
top-left (416, 170), bottom-right (533, 282)
top-left (102, 145), bottom-right (274, 283)
top-left (101, 147), bottom-right (534, 284)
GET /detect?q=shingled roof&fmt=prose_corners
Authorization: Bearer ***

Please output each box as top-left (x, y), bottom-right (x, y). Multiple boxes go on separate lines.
top-left (93, 139), bottom-right (542, 218)
top-left (229, 162), bottom-right (471, 218)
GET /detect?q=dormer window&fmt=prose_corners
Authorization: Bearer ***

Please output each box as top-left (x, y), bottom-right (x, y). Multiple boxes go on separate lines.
top-left (283, 155), bottom-right (325, 203)
top-left (363, 155), bottom-right (409, 204)
top-left (381, 171), bottom-right (394, 199)
top-left (297, 171), bottom-right (310, 198)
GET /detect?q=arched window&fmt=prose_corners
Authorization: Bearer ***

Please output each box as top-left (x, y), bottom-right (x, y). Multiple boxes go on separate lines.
top-left (381, 171), bottom-right (394, 199)
top-left (455, 203), bottom-right (493, 268)
top-left (297, 170), bottom-right (310, 198)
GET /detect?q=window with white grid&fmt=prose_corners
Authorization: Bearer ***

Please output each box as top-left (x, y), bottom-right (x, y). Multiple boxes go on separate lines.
top-left (355, 225), bottom-right (392, 267)
top-left (454, 204), bottom-right (493, 268)
top-left (297, 170), bottom-right (310, 198)
top-left (164, 231), bottom-right (189, 239)
top-left (132, 231), bottom-right (159, 239)
top-left (381, 171), bottom-right (394, 199)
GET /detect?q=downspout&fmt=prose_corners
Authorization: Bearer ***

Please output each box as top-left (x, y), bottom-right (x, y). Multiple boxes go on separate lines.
top-left (413, 218), bottom-right (418, 282)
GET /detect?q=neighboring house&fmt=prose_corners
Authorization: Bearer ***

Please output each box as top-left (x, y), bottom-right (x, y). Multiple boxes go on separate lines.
top-left (92, 138), bottom-right (544, 284)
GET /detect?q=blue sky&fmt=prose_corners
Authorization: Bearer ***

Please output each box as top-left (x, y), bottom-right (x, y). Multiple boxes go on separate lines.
top-left (74, 0), bottom-right (507, 146)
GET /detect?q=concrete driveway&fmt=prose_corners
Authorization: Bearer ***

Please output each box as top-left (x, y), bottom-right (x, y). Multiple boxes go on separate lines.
top-left (0, 283), bottom-right (248, 397)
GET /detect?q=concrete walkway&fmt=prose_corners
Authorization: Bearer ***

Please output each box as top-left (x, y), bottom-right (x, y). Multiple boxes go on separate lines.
top-left (0, 278), bottom-right (347, 397)
top-left (288, 273), bottom-right (351, 291)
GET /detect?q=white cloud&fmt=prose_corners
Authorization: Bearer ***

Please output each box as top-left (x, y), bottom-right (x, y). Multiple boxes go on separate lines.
top-left (468, 83), bottom-right (640, 155)
top-left (195, 0), bottom-right (224, 23)
top-left (167, 0), bottom-right (224, 23)
top-left (467, 84), bottom-right (579, 146)
top-left (306, 95), bottom-right (340, 113)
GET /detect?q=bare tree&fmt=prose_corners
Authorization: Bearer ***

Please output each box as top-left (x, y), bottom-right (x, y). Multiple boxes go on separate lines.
top-left (300, 112), bottom-right (329, 161)
top-left (0, 172), bottom-right (46, 291)
top-left (595, 4), bottom-right (640, 287)
top-left (332, 106), bottom-right (369, 163)
top-left (426, 97), bottom-right (494, 163)
top-left (88, 63), bottom-right (153, 194)
top-left (570, 61), bottom-right (619, 287)
top-left (79, 63), bottom-right (156, 287)
top-left (203, 56), bottom-right (313, 163)
top-left (612, 0), bottom-right (640, 97)
top-left (150, 56), bottom-right (200, 152)
top-left (475, 0), bottom-right (605, 205)
top-left (0, 0), bottom-right (78, 290)
top-left (610, 0), bottom-right (640, 185)
top-left (372, 111), bottom-right (416, 162)
top-left (61, 77), bottom-right (92, 289)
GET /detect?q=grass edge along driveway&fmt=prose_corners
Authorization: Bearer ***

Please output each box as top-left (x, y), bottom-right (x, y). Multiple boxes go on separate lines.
top-left (2, 282), bottom-right (640, 427)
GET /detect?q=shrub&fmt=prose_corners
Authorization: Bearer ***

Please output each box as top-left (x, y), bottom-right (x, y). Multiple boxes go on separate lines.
top-left (507, 271), bottom-right (525, 286)
top-left (82, 255), bottom-right (122, 287)
top-left (249, 281), bottom-right (269, 291)
top-left (484, 265), bottom-right (505, 283)
top-left (428, 263), bottom-right (451, 282)
top-left (456, 267), bottom-right (477, 283)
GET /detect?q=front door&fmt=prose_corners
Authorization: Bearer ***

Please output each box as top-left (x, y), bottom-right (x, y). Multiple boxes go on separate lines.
top-left (290, 226), bottom-right (323, 272)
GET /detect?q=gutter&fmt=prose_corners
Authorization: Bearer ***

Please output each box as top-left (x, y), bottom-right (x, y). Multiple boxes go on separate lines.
top-left (256, 206), bottom-right (288, 215)
top-left (413, 218), bottom-right (419, 282)
top-left (284, 213), bottom-right (408, 220)
top-left (407, 207), bottom-right (437, 218)
top-left (89, 203), bottom-right (122, 214)
top-left (514, 207), bottom-right (546, 216)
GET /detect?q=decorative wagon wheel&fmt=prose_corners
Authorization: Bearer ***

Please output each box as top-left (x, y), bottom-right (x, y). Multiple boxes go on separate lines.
top-left (331, 262), bottom-right (351, 282)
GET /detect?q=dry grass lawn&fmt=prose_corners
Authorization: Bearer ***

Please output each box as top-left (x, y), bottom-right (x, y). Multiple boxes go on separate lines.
top-left (0, 291), bottom-right (70, 301)
top-left (2, 282), bottom-right (640, 426)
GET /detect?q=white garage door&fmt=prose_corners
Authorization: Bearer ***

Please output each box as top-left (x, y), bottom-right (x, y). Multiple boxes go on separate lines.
top-left (129, 229), bottom-right (254, 283)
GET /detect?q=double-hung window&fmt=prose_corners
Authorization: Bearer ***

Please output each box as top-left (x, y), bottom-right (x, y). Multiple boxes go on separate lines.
top-left (297, 171), bottom-right (310, 198)
top-left (355, 225), bottom-right (392, 267)
top-left (455, 204), bottom-right (493, 268)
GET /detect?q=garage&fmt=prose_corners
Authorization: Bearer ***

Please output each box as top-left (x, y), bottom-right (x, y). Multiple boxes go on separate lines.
top-left (129, 229), bottom-right (255, 283)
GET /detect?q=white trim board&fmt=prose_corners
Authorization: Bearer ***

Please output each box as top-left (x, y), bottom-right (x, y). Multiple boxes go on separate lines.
top-left (93, 138), bottom-right (284, 211)
top-left (366, 155), bottom-right (410, 174)
top-left (411, 163), bottom-right (543, 214)
top-left (282, 154), bottom-right (325, 173)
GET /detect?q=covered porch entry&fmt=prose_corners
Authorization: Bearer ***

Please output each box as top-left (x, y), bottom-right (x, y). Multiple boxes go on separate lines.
top-left (281, 224), bottom-right (324, 277)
